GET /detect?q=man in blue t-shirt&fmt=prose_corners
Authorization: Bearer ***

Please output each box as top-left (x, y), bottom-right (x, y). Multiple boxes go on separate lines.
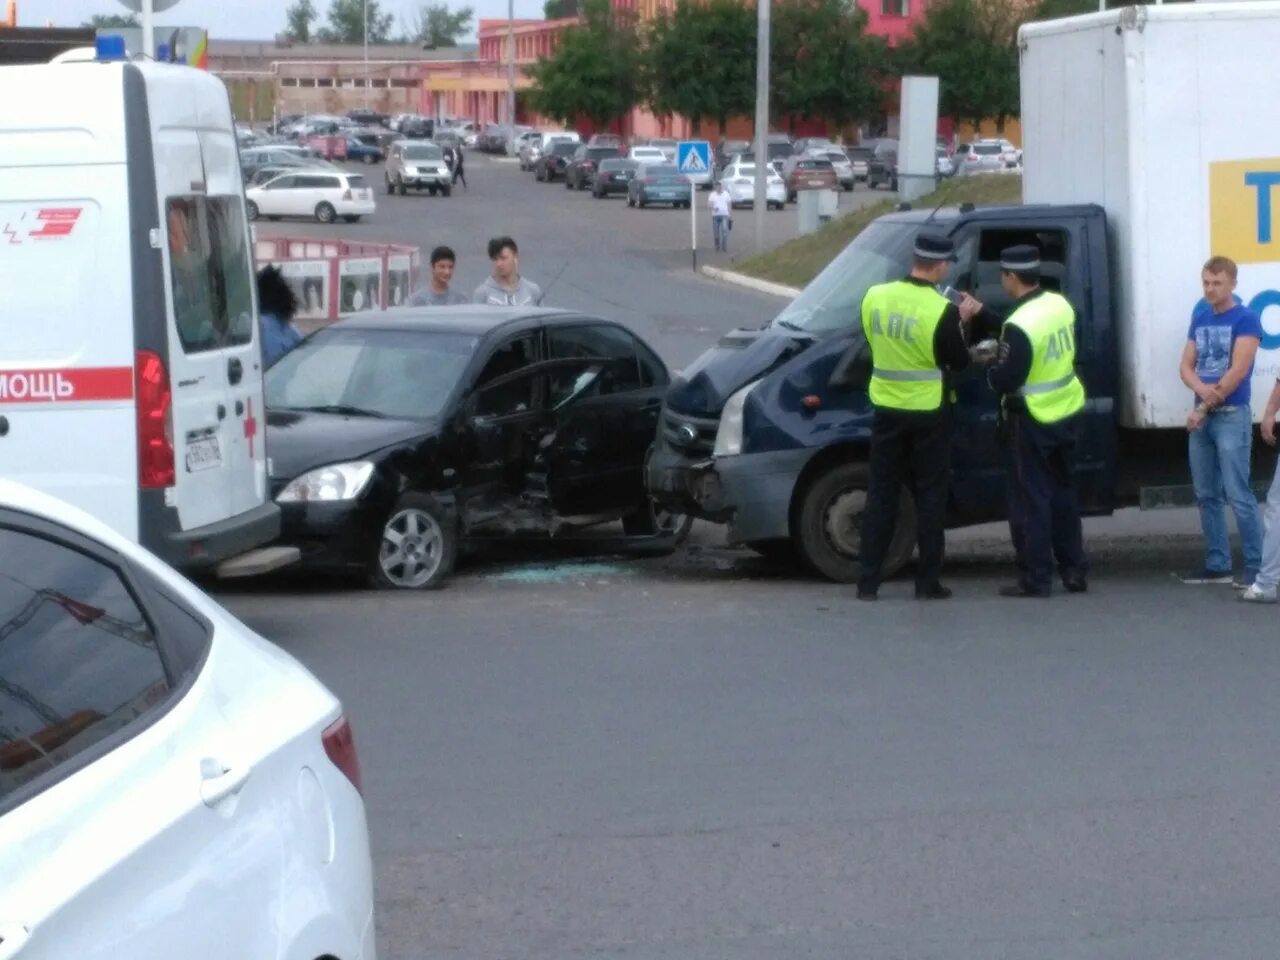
top-left (1181, 255), bottom-right (1264, 584)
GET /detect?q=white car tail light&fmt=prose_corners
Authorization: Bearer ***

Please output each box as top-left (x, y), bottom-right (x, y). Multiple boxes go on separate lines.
top-left (323, 715), bottom-right (363, 795)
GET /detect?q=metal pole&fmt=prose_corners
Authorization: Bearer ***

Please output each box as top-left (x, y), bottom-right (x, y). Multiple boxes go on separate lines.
top-left (506, 0), bottom-right (516, 128)
top-left (363, 0), bottom-right (370, 107)
top-left (141, 0), bottom-right (154, 60)
top-left (753, 0), bottom-right (770, 253)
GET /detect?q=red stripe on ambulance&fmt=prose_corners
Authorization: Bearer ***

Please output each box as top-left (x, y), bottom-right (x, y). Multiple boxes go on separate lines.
top-left (0, 367), bottom-right (134, 404)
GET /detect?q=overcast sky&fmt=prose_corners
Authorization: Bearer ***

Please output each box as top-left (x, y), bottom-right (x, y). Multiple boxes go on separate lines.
top-left (19, 0), bottom-right (544, 42)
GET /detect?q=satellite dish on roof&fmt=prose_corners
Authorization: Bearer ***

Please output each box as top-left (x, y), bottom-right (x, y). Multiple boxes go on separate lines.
top-left (117, 0), bottom-right (183, 11)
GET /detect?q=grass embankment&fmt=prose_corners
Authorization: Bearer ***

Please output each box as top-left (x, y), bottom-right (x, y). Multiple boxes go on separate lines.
top-left (735, 175), bottom-right (1024, 289)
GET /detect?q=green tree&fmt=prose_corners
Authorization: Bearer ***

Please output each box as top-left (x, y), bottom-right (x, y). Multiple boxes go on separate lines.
top-left (406, 2), bottom-right (475, 47)
top-left (83, 14), bottom-right (139, 28)
top-left (526, 0), bottom-right (642, 128)
top-left (317, 0), bottom-right (395, 43)
top-left (771, 0), bottom-right (889, 133)
top-left (643, 0), bottom-right (755, 134)
top-left (283, 0), bottom-right (318, 43)
top-left (543, 0), bottom-right (579, 18)
top-left (896, 0), bottom-right (1021, 127)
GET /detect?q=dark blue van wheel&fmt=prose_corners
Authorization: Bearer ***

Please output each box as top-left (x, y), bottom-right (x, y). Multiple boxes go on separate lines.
top-left (795, 462), bottom-right (915, 583)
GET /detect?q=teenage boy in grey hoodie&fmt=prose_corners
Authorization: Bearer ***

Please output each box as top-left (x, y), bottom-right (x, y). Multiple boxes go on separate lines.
top-left (473, 236), bottom-right (544, 306)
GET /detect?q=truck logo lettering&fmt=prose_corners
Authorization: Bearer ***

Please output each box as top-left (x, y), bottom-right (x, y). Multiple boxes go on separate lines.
top-left (0, 207), bottom-right (85, 245)
top-left (0, 368), bottom-right (133, 405)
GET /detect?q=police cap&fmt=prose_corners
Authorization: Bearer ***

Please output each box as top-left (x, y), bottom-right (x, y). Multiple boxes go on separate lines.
top-left (913, 233), bottom-right (957, 262)
top-left (999, 244), bottom-right (1042, 273)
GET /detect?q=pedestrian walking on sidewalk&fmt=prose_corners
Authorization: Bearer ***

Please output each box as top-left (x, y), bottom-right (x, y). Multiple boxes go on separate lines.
top-left (452, 144), bottom-right (467, 189)
top-left (709, 182), bottom-right (731, 253)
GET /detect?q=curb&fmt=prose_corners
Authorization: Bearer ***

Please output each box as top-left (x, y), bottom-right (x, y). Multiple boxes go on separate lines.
top-left (699, 265), bottom-right (801, 299)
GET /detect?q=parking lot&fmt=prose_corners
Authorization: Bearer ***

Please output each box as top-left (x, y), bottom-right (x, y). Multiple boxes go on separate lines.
top-left (217, 151), bottom-right (1280, 960)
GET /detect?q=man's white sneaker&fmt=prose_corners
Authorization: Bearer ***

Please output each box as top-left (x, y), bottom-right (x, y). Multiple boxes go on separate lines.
top-left (1238, 584), bottom-right (1278, 603)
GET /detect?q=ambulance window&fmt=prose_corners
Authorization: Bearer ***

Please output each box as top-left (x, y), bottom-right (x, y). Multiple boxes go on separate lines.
top-left (165, 197), bottom-right (254, 354)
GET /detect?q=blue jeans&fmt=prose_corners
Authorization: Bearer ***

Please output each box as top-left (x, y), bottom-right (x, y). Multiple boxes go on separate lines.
top-left (712, 215), bottom-right (729, 251)
top-left (1189, 405), bottom-right (1263, 574)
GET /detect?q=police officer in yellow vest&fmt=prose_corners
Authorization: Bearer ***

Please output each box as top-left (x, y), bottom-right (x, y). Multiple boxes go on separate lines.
top-left (858, 233), bottom-right (983, 601)
top-left (985, 245), bottom-right (1088, 598)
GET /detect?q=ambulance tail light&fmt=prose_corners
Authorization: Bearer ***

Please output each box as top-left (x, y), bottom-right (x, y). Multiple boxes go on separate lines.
top-left (136, 350), bottom-right (175, 489)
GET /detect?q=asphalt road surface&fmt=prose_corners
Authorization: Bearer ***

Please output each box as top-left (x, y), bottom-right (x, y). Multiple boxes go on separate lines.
top-left (225, 153), bottom-right (1280, 960)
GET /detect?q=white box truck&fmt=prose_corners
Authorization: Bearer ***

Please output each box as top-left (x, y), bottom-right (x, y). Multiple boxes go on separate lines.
top-left (646, 1), bottom-right (1280, 581)
top-left (1020, 0), bottom-right (1280, 428)
top-left (0, 51), bottom-right (295, 575)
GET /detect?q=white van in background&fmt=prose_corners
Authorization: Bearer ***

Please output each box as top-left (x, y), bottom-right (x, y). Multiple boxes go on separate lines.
top-left (0, 56), bottom-right (293, 575)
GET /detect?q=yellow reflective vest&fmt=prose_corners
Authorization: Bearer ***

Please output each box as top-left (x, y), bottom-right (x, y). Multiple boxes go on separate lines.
top-left (1003, 291), bottom-right (1086, 424)
top-left (860, 280), bottom-right (948, 412)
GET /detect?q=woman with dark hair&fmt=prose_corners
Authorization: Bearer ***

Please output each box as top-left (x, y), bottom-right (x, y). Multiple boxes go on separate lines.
top-left (257, 264), bottom-right (302, 367)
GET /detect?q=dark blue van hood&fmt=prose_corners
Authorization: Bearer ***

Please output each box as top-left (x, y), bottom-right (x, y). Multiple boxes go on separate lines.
top-left (666, 327), bottom-right (814, 417)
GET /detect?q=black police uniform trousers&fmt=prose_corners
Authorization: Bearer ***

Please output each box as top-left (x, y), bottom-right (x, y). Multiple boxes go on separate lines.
top-left (859, 406), bottom-right (950, 591)
top-left (1004, 409), bottom-right (1088, 592)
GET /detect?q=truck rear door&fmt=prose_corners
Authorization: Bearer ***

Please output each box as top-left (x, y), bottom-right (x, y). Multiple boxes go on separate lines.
top-left (155, 128), bottom-right (242, 531)
top-left (199, 128), bottom-right (268, 519)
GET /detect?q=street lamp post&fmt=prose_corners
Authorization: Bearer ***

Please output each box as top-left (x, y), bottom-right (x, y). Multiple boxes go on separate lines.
top-left (506, 0), bottom-right (516, 127)
top-left (752, 0), bottom-right (770, 253)
top-left (363, 0), bottom-right (370, 108)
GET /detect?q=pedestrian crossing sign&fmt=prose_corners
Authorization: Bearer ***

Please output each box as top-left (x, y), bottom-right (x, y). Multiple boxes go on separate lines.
top-left (677, 140), bottom-right (711, 175)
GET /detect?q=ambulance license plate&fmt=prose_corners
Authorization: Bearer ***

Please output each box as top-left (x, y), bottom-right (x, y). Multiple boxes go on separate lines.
top-left (186, 437), bottom-right (222, 473)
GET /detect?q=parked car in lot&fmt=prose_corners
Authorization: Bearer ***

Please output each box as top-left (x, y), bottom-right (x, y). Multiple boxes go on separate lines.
top-left (717, 158), bottom-right (787, 209)
top-left (518, 132), bottom-right (545, 170)
top-left (955, 139), bottom-right (1010, 175)
top-left (866, 141), bottom-right (898, 190)
top-left (845, 146), bottom-right (873, 182)
top-left (246, 170), bottom-right (375, 223)
top-left (264, 307), bottom-right (683, 589)
top-left (0, 479), bottom-right (375, 960)
top-left (566, 144), bottom-right (622, 190)
top-left (715, 138), bottom-right (750, 172)
top-left (626, 164), bottom-right (692, 208)
top-left (587, 132), bottom-right (624, 151)
top-left (936, 146), bottom-right (956, 177)
top-left (347, 107), bottom-right (386, 127)
top-left (345, 137), bottom-right (383, 164)
top-left (240, 145), bottom-right (325, 181)
top-left (814, 149), bottom-right (856, 190)
top-left (781, 156), bottom-right (838, 201)
top-left (524, 130), bottom-right (580, 170)
top-left (647, 137), bottom-right (678, 161)
top-left (627, 145), bottom-right (668, 167)
top-left (592, 157), bottom-right (639, 197)
top-left (793, 136), bottom-right (835, 155)
top-left (534, 139), bottom-right (579, 182)
top-left (385, 139), bottom-right (452, 196)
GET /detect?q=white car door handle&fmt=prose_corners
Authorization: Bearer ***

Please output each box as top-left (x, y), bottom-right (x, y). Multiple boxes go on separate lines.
top-left (200, 763), bottom-right (252, 807)
top-left (0, 922), bottom-right (32, 960)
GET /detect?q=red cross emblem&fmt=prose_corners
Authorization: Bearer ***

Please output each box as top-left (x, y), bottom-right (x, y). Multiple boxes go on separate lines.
top-left (243, 398), bottom-right (258, 458)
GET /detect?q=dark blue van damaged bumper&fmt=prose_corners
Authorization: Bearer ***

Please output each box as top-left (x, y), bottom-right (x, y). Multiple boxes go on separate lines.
top-left (647, 437), bottom-right (812, 544)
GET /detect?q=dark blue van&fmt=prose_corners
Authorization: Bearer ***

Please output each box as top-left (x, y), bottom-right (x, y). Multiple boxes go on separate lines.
top-left (646, 202), bottom-right (1141, 582)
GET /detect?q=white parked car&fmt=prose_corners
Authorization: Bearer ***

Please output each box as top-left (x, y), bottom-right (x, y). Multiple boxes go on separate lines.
top-left (246, 170), bottom-right (376, 224)
top-left (717, 159), bottom-right (786, 209)
top-left (0, 479), bottom-right (376, 960)
top-left (627, 145), bottom-right (669, 167)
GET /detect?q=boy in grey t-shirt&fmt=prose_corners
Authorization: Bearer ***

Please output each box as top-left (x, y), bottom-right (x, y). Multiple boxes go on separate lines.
top-left (409, 245), bottom-right (469, 306)
top-left (473, 236), bottom-right (543, 306)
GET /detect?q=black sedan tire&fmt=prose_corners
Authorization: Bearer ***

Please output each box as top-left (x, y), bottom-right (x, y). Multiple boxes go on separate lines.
top-left (370, 493), bottom-right (457, 590)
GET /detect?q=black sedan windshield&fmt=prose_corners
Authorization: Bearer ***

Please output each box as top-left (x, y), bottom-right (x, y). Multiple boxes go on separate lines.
top-left (267, 327), bottom-right (477, 420)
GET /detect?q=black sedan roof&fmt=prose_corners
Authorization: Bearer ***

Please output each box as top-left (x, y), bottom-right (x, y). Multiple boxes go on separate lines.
top-left (330, 305), bottom-right (586, 338)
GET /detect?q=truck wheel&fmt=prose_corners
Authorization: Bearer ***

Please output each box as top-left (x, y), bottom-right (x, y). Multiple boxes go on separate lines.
top-left (245, 200), bottom-right (259, 221)
top-left (370, 493), bottom-right (457, 590)
top-left (315, 202), bottom-right (336, 224)
top-left (795, 462), bottom-right (916, 583)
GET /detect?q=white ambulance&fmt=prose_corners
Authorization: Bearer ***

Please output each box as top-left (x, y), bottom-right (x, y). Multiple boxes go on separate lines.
top-left (0, 54), bottom-right (293, 575)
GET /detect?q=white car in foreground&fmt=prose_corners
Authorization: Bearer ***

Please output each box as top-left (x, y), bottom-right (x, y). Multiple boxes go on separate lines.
top-left (246, 170), bottom-right (376, 224)
top-left (718, 159), bottom-right (787, 209)
top-left (0, 480), bottom-right (375, 960)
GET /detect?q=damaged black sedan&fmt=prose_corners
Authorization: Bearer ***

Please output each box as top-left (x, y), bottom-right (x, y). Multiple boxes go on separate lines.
top-left (265, 306), bottom-right (681, 589)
